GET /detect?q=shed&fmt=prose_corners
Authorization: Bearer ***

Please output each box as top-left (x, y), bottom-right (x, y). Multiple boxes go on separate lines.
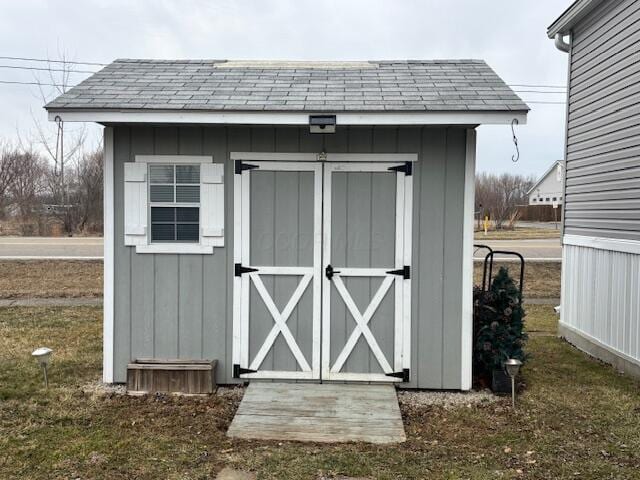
top-left (46, 59), bottom-right (528, 390)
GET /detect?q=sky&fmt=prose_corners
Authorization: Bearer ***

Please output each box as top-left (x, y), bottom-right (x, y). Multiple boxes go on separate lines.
top-left (0, 0), bottom-right (574, 177)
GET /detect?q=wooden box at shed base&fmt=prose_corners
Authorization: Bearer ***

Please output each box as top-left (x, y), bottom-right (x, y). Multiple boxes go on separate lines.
top-left (126, 359), bottom-right (217, 396)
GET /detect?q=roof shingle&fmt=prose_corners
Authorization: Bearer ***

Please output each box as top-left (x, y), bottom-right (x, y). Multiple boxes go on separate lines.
top-left (46, 59), bottom-right (529, 113)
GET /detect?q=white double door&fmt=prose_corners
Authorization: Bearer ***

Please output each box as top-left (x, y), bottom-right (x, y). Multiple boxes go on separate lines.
top-left (233, 159), bottom-right (412, 383)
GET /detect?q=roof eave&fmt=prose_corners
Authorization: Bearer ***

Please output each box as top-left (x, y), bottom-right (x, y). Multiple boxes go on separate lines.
top-left (46, 108), bottom-right (528, 126)
top-left (547, 0), bottom-right (604, 38)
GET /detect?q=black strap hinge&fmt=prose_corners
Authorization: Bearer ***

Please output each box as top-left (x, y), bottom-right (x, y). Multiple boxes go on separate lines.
top-left (233, 364), bottom-right (257, 378)
top-left (386, 368), bottom-right (410, 382)
top-left (388, 161), bottom-right (412, 176)
top-left (386, 265), bottom-right (410, 279)
top-left (235, 263), bottom-right (259, 276)
top-left (235, 160), bottom-right (259, 175)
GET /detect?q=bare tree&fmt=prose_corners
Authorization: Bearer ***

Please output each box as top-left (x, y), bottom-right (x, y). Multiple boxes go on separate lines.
top-left (475, 172), bottom-right (535, 230)
top-left (25, 51), bottom-right (88, 233)
top-left (9, 150), bottom-right (46, 235)
top-left (72, 147), bottom-right (103, 233)
top-left (0, 141), bottom-right (20, 217)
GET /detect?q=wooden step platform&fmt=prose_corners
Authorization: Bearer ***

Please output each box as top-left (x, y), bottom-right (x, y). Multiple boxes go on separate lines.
top-left (227, 383), bottom-right (406, 444)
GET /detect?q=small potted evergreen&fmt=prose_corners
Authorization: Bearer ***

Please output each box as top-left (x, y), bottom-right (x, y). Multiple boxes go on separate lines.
top-left (473, 267), bottom-right (527, 393)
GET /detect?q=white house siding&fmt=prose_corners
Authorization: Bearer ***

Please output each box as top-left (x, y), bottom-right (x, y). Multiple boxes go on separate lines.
top-left (561, 243), bottom-right (640, 375)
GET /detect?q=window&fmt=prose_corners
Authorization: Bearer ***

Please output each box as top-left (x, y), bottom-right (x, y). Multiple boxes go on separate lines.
top-left (545, 197), bottom-right (550, 202)
top-left (149, 164), bottom-right (200, 243)
top-left (552, 197), bottom-right (557, 201)
top-left (532, 198), bottom-right (537, 202)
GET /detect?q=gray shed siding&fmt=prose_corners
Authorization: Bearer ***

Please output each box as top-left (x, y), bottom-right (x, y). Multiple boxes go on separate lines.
top-left (564, 0), bottom-right (640, 240)
top-left (111, 125), bottom-right (469, 389)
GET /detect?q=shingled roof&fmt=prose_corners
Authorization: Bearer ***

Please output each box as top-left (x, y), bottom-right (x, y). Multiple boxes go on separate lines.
top-left (46, 59), bottom-right (529, 113)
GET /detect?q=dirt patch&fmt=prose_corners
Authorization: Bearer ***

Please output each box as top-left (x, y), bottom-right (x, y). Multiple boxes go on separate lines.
top-left (0, 260), bottom-right (102, 298)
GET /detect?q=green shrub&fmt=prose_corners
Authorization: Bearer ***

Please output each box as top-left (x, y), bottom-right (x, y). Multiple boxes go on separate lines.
top-left (473, 266), bottom-right (528, 381)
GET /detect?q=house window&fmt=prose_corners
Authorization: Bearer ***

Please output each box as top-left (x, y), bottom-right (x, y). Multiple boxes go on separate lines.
top-left (552, 197), bottom-right (557, 201)
top-left (545, 197), bottom-right (550, 202)
top-left (532, 198), bottom-right (537, 202)
top-left (149, 164), bottom-right (200, 243)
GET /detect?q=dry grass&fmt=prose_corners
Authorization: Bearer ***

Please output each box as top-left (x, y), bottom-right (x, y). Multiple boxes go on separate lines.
top-left (474, 261), bottom-right (561, 299)
top-left (0, 260), bottom-right (102, 298)
top-left (475, 228), bottom-right (560, 241)
top-left (2, 305), bottom-right (640, 479)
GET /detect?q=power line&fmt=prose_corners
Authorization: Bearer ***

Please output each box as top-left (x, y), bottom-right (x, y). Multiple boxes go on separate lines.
top-left (0, 64), bottom-right (97, 74)
top-left (0, 79), bottom-right (68, 87)
top-left (0, 55), bottom-right (107, 66)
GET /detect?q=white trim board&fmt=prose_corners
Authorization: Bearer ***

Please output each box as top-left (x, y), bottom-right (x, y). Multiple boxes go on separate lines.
top-left (563, 234), bottom-right (640, 255)
top-left (135, 155), bottom-right (213, 164)
top-left (230, 152), bottom-right (418, 162)
top-left (48, 110), bottom-right (528, 126)
top-left (460, 128), bottom-right (476, 391)
top-left (103, 127), bottom-right (115, 383)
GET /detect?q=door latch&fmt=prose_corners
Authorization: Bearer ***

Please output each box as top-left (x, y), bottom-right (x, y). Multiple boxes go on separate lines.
top-left (325, 264), bottom-right (340, 280)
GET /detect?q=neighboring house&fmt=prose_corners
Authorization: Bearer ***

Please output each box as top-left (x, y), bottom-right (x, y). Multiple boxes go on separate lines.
top-left (528, 160), bottom-right (564, 205)
top-left (46, 59), bottom-right (528, 389)
top-left (549, 0), bottom-right (640, 377)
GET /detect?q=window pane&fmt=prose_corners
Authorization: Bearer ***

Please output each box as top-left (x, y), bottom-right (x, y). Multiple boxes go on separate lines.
top-left (151, 207), bottom-right (175, 222)
top-left (176, 207), bottom-right (199, 222)
top-left (151, 224), bottom-right (175, 241)
top-left (176, 165), bottom-right (200, 184)
top-left (149, 164), bottom-right (174, 184)
top-left (150, 185), bottom-right (174, 202)
top-left (177, 223), bottom-right (199, 241)
top-left (176, 185), bottom-right (200, 203)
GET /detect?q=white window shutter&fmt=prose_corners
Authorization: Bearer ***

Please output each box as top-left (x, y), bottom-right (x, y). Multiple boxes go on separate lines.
top-left (124, 162), bottom-right (148, 246)
top-left (201, 163), bottom-right (224, 247)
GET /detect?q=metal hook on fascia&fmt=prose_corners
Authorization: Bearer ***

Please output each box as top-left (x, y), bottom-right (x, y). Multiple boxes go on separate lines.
top-left (511, 118), bottom-right (520, 163)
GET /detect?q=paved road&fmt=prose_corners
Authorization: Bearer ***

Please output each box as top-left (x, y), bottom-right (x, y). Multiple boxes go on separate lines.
top-left (0, 236), bottom-right (560, 261)
top-left (0, 237), bottom-right (104, 259)
top-left (474, 238), bottom-right (561, 261)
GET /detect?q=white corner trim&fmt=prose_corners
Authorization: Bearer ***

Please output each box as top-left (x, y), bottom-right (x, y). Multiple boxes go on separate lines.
top-left (103, 127), bottom-right (115, 383)
top-left (135, 155), bottom-right (213, 164)
top-left (461, 128), bottom-right (477, 391)
top-left (49, 110), bottom-right (528, 126)
top-left (135, 244), bottom-right (214, 254)
top-left (563, 234), bottom-right (640, 255)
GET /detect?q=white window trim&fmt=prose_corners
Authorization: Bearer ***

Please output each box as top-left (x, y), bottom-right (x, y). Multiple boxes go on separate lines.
top-left (133, 155), bottom-right (215, 254)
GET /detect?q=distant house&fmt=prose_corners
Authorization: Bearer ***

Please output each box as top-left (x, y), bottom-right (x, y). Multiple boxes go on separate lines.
top-left (549, 0), bottom-right (640, 378)
top-left (528, 160), bottom-right (564, 206)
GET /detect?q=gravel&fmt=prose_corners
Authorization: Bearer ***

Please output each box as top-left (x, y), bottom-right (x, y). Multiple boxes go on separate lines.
top-left (397, 389), bottom-right (499, 409)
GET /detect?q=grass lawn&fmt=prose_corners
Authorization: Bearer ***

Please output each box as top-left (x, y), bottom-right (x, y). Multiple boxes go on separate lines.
top-left (474, 228), bottom-right (560, 241)
top-left (2, 305), bottom-right (639, 479)
top-left (0, 261), bottom-right (103, 298)
top-left (0, 260), bottom-right (560, 301)
top-left (474, 262), bottom-right (561, 299)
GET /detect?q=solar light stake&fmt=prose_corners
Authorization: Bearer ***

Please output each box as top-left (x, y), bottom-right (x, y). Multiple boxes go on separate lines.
top-left (504, 358), bottom-right (522, 409)
top-left (32, 347), bottom-right (53, 388)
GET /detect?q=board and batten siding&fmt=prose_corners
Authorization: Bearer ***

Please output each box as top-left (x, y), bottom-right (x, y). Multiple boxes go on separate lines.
top-left (110, 125), bottom-right (471, 388)
top-left (564, 0), bottom-right (640, 240)
top-left (561, 243), bottom-right (640, 373)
